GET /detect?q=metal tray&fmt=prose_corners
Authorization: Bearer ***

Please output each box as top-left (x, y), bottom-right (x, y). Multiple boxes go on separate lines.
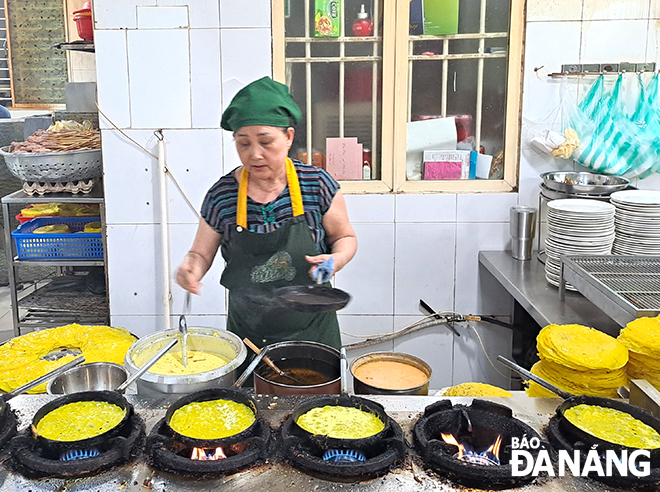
top-left (559, 255), bottom-right (660, 326)
top-left (541, 171), bottom-right (629, 195)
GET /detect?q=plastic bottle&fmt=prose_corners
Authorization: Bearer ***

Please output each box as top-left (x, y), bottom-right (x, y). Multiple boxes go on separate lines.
top-left (352, 5), bottom-right (373, 37)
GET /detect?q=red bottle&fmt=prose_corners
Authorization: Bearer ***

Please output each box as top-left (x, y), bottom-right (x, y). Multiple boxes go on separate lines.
top-left (352, 5), bottom-right (373, 37)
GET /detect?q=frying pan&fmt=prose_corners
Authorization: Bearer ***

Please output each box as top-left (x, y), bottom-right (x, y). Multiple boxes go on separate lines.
top-left (234, 284), bottom-right (351, 313)
top-left (31, 339), bottom-right (177, 454)
top-left (161, 347), bottom-right (269, 447)
top-left (498, 356), bottom-right (660, 462)
top-left (0, 356), bottom-right (85, 424)
top-left (288, 348), bottom-right (392, 449)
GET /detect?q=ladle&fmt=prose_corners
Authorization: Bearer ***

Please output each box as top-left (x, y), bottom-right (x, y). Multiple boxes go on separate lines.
top-left (117, 338), bottom-right (178, 393)
top-left (178, 291), bottom-right (191, 367)
top-left (243, 338), bottom-right (306, 386)
top-left (3, 356), bottom-right (85, 401)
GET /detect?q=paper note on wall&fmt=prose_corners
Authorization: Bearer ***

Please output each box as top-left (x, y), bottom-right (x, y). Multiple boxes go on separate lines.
top-left (326, 137), bottom-right (363, 180)
top-left (406, 117), bottom-right (457, 180)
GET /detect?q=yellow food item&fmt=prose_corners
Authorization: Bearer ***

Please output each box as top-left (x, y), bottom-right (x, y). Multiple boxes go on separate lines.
top-left (36, 401), bottom-right (126, 441)
top-left (21, 203), bottom-right (61, 217)
top-left (297, 405), bottom-right (384, 439)
top-left (33, 224), bottom-right (70, 234)
top-left (353, 360), bottom-right (428, 390)
top-left (443, 382), bottom-right (513, 397)
top-left (525, 361), bottom-right (625, 398)
top-left (0, 324), bottom-right (137, 393)
top-left (142, 350), bottom-right (230, 376)
top-left (564, 404), bottom-right (660, 449)
top-left (20, 203), bottom-right (99, 217)
top-left (169, 399), bottom-right (255, 439)
top-left (84, 221), bottom-right (102, 233)
top-left (537, 324), bottom-right (628, 371)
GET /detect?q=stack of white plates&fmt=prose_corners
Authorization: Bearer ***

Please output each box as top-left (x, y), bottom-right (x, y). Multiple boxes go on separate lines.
top-left (611, 190), bottom-right (660, 255)
top-left (545, 199), bottom-right (615, 289)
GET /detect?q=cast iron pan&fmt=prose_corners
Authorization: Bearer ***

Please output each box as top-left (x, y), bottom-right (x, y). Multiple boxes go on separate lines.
top-left (274, 284), bottom-right (351, 313)
top-left (498, 356), bottom-right (660, 462)
top-left (30, 339), bottom-right (178, 454)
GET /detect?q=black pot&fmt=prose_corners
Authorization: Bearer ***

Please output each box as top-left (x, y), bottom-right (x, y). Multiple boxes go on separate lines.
top-left (291, 394), bottom-right (391, 449)
top-left (163, 388), bottom-right (260, 448)
top-left (31, 390), bottom-right (133, 454)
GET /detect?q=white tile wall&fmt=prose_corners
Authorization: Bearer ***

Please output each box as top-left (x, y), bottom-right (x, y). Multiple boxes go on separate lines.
top-left (93, 0), bottom-right (156, 30)
top-left (394, 223), bottom-right (456, 315)
top-left (137, 6), bottom-right (189, 29)
top-left (161, 129), bottom-right (224, 224)
top-left (101, 129), bottom-right (159, 225)
top-left (454, 223), bottom-right (511, 315)
top-left (220, 0), bottom-right (272, 28)
top-left (222, 132), bottom-right (242, 175)
top-left (393, 316), bottom-right (454, 391)
top-left (581, 20), bottom-right (650, 62)
top-left (334, 224), bottom-right (394, 315)
top-left (653, 1), bottom-right (660, 17)
top-left (340, 315), bottom-right (394, 362)
top-left (110, 315), bottom-right (160, 338)
top-left (583, 0), bottom-right (650, 20)
top-left (647, 20), bottom-right (660, 62)
top-left (452, 321), bottom-right (512, 388)
top-left (526, 0), bottom-right (583, 22)
top-left (94, 30), bottom-right (131, 129)
top-left (344, 194), bottom-right (395, 223)
top-left (127, 29), bottom-right (192, 129)
top-left (189, 29), bottom-right (223, 128)
top-left (395, 194), bottom-right (456, 223)
top-left (158, 0), bottom-right (220, 28)
top-left (456, 193), bottom-right (519, 222)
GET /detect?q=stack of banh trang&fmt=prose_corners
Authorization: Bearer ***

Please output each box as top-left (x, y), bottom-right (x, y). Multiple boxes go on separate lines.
top-left (526, 324), bottom-right (628, 398)
top-left (618, 315), bottom-right (660, 390)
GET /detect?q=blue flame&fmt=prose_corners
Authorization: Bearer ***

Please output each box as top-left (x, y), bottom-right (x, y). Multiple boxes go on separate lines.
top-left (60, 448), bottom-right (101, 461)
top-left (322, 449), bottom-right (366, 463)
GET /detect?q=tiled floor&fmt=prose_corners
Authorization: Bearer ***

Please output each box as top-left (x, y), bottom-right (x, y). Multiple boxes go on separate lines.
top-left (0, 286), bottom-right (15, 343)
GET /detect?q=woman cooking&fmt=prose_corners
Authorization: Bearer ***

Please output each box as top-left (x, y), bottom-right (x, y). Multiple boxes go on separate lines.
top-left (176, 76), bottom-right (357, 351)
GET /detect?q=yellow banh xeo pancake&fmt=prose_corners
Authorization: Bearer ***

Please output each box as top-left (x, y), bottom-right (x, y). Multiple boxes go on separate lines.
top-left (537, 324), bottom-right (628, 371)
top-left (296, 405), bottom-right (384, 439)
top-left (563, 404), bottom-right (660, 449)
top-left (442, 382), bottom-right (513, 397)
top-left (618, 315), bottom-right (660, 358)
top-left (143, 351), bottom-right (230, 376)
top-left (169, 399), bottom-right (255, 439)
top-left (36, 401), bottom-right (126, 441)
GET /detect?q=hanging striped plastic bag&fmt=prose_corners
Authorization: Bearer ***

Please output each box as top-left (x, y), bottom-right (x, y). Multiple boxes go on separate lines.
top-left (631, 73), bottom-right (660, 179)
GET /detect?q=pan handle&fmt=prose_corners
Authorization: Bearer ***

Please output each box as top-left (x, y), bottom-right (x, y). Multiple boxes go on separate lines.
top-left (340, 347), bottom-right (349, 396)
top-left (117, 338), bottom-right (178, 393)
top-left (5, 356), bottom-right (86, 400)
top-left (497, 355), bottom-right (574, 400)
top-left (233, 349), bottom-right (269, 389)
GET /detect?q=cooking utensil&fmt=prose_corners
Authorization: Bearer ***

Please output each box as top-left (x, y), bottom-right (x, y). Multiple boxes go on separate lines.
top-left (419, 299), bottom-right (460, 337)
top-left (0, 356), bottom-right (85, 422)
top-left (498, 355), bottom-right (660, 460)
top-left (243, 337), bottom-right (306, 386)
top-left (179, 291), bottom-right (191, 367)
top-left (47, 362), bottom-right (129, 395)
top-left (31, 340), bottom-right (177, 454)
top-left (124, 327), bottom-right (247, 395)
top-left (253, 341), bottom-right (341, 395)
top-left (274, 284), bottom-right (351, 313)
top-left (350, 352), bottom-right (432, 396)
top-left (540, 171), bottom-right (630, 195)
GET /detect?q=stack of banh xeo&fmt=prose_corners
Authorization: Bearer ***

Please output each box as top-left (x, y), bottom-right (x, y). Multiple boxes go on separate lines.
top-left (618, 315), bottom-right (660, 390)
top-left (526, 324), bottom-right (628, 398)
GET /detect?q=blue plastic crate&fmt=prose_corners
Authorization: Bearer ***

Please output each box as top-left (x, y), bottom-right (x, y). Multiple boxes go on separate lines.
top-left (11, 217), bottom-right (103, 260)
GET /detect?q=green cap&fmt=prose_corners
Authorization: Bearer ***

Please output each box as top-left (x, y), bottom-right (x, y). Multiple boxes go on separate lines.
top-left (221, 77), bottom-right (303, 132)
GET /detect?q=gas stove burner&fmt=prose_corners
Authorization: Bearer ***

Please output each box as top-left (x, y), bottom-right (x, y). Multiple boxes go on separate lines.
top-left (146, 417), bottom-right (271, 477)
top-left (547, 414), bottom-right (660, 489)
top-left (281, 416), bottom-right (406, 482)
top-left (323, 449), bottom-right (366, 463)
top-left (414, 399), bottom-right (547, 490)
top-left (0, 410), bottom-right (17, 453)
top-left (9, 413), bottom-right (144, 478)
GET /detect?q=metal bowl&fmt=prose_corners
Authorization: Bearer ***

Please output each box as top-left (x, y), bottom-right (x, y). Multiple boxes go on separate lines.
top-left (350, 352), bottom-right (432, 396)
top-left (124, 327), bottom-right (247, 395)
top-left (46, 362), bottom-right (128, 395)
top-left (540, 171), bottom-right (630, 195)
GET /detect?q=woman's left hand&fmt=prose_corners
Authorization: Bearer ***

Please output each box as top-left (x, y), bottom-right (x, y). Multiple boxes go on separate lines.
top-left (306, 254), bottom-right (336, 281)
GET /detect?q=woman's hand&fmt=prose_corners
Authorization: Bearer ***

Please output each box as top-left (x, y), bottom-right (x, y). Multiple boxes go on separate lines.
top-left (176, 252), bottom-right (207, 295)
top-left (305, 254), bottom-right (336, 281)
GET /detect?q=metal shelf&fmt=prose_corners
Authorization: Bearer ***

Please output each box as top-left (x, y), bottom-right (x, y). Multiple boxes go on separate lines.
top-left (11, 258), bottom-right (104, 267)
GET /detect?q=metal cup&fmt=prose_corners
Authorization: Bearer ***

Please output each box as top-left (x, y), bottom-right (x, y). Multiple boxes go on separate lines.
top-left (510, 206), bottom-right (537, 261)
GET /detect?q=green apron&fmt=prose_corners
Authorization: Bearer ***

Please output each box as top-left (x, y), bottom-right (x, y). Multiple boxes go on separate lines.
top-left (220, 159), bottom-right (341, 351)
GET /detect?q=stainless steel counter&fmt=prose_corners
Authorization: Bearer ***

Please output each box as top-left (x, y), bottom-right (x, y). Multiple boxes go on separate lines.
top-left (479, 251), bottom-right (621, 336)
top-left (0, 393), bottom-right (628, 492)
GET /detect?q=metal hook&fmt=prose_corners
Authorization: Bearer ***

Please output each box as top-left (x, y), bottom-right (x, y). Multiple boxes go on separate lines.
top-left (154, 129), bottom-right (164, 141)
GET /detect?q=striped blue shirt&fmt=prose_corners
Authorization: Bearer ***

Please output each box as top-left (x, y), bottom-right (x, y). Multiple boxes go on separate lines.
top-left (201, 161), bottom-right (340, 254)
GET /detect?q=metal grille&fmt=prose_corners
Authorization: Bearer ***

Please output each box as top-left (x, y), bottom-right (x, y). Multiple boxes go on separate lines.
top-left (620, 292), bottom-right (660, 310)
top-left (571, 256), bottom-right (660, 275)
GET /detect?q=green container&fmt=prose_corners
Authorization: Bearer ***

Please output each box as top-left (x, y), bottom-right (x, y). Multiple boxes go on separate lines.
top-left (423, 0), bottom-right (459, 36)
top-left (315, 0), bottom-right (340, 37)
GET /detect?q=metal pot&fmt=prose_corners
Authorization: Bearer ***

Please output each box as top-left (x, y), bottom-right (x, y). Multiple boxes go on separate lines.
top-left (350, 352), bottom-right (432, 396)
top-left (124, 327), bottom-right (247, 395)
top-left (253, 341), bottom-right (340, 395)
top-left (540, 171), bottom-right (630, 195)
top-left (47, 362), bottom-right (129, 395)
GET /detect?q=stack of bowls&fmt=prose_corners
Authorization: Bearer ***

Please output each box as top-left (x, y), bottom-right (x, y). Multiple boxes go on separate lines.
top-left (545, 199), bottom-right (615, 289)
top-left (611, 190), bottom-right (660, 255)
